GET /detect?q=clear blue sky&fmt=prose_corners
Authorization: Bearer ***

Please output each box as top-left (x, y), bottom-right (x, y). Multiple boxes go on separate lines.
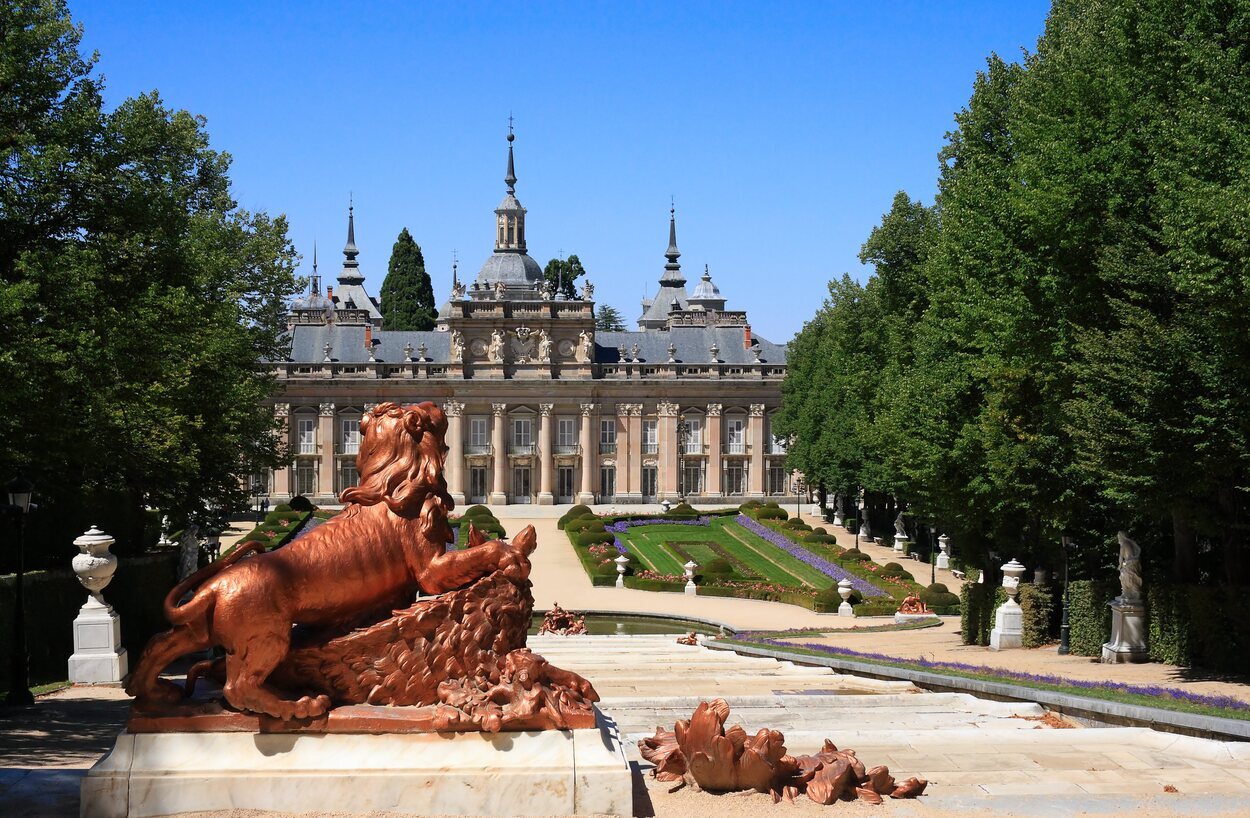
top-left (73, 0), bottom-right (1050, 341)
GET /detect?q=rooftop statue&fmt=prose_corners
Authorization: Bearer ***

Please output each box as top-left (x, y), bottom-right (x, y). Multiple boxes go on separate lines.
top-left (126, 402), bottom-right (598, 732)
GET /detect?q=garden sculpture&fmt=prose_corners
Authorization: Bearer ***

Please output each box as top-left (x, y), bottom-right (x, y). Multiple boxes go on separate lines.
top-left (897, 595), bottom-right (928, 615)
top-left (126, 402), bottom-right (598, 732)
top-left (537, 602), bottom-right (588, 635)
top-left (640, 698), bottom-right (928, 805)
top-left (894, 510), bottom-right (907, 539)
top-left (676, 632), bottom-right (699, 646)
top-left (1117, 531), bottom-right (1143, 602)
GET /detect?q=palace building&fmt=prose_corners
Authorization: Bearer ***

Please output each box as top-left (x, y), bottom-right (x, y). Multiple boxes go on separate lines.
top-left (266, 132), bottom-right (792, 507)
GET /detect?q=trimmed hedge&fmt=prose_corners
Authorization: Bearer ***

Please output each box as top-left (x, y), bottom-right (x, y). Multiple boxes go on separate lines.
top-left (920, 583), bottom-right (959, 609)
top-left (960, 582), bottom-right (1053, 648)
top-left (557, 505), bottom-right (593, 529)
top-left (1147, 584), bottom-right (1250, 674)
top-left (462, 504), bottom-right (493, 518)
top-left (704, 557), bottom-right (733, 576)
top-left (274, 503), bottom-right (293, 512)
top-left (843, 549), bottom-right (872, 562)
top-left (1018, 583), bottom-right (1054, 649)
top-left (564, 517), bottom-right (604, 535)
top-left (288, 495), bottom-right (314, 512)
top-left (576, 530), bottom-right (615, 547)
top-left (1067, 579), bottom-right (1115, 657)
top-left (756, 507), bottom-right (788, 521)
top-left (960, 581), bottom-right (996, 646)
top-left (878, 562), bottom-right (914, 581)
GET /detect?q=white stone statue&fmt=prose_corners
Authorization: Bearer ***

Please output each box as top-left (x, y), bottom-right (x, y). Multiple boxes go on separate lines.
top-left (450, 330), bottom-right (464, 362)
top-left (577, 330), bottom-right (593, 363)
top-left (488, 329), bottom-right (506, 363)
top-left (536, 330), bottom-right (552, 363)
top-left (1117, 531), bottom-right (1143, 602)
top-left (894, 510), bottom-right (907, 538)
top-left (581, 280), bottom-right (594, 300)
top-left (631, 343), bottom-right (640, 362)
top-left (451, 280), bottom-right (466, 299)
top-left (494, 280), bottom-right (505, 300)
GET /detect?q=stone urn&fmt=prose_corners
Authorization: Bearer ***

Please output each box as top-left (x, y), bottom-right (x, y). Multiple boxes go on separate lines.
top-left (614, 554), bottom-right (630, 589)
top-left (990, 558), bottom-right (1027, 651)
top-left (683, 560), bottom-right (698, 595)
top-left (837, 578), bottom-right (855, 617)
top-left (936, 534), bottom-right (951, 570)
top-left (72, 525), bottom-right (118, 610)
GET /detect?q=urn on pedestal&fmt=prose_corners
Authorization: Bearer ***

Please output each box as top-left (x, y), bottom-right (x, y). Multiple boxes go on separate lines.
top-left (68, 525), bottom-right (128, 683)
top-left (837, 578), bottom-right (855, 617)
top-left (989, 558), bottom-right (1026, 651)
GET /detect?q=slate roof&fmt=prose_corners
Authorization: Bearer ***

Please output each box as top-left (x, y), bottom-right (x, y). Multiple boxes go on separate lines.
top-left (289, 324), bottom-right (449, 364)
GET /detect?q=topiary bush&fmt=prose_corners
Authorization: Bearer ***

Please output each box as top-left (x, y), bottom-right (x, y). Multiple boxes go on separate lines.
top-left (812, 527), bottom-right (827, 535)
top-left (565, 517), bottom-right (605, 535)
top-left (576, 530), bottom-right (615, 547)
top-left (462, 504), bottom-right (492, 518)
top-left (739, 500), bottom-right (762, 513)
top-left (803, 533), bottom-right (838, 545)
top-left (558, 505), bottom-right (593, 529)
top-left (960, 580), bottom-right (996, 646)
top-left (842, 549), bottom-right (871, 561)
top-left (274, 503), bottom-right (293, 513)
top-left (878, 562), bottom-right (914, 581)
top-left (1066, 579), bottom-right (1114, 656)
top-left (756, 507), bottom-right (788, 521)
top-left (1017, 583), bottom-right (1054, 648)
top-left (920, 582), bottom-right (959, 609)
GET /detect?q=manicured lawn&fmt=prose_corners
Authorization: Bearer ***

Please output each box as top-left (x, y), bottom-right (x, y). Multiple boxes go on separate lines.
top-left (614, 517), bottom-right (835, 588)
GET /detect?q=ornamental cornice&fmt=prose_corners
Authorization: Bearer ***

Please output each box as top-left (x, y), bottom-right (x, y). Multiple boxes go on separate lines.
top-left (319, 402), bottom-right (336, 417)
top-left (749, 403), bottom-right (766, 417)
top-left (273, 403), bottom-right (290, 418)
top-left (706, 403), bottom-right (723, 417)
top-left (616, 403), bottom-right (642, 418)
top-left (539, 403), bottom-right (554, 417)
top-left (443, 400), bottom-right (465, 417)
top-left (491, 403), bottom-right (508, 417)
top-left (579, 403), bottom-right (596, 417)
top-left (657, 401), bottom-right (679, 417)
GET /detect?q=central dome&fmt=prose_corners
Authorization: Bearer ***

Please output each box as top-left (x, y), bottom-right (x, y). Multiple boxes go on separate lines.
top-left (476, 251), bottom-right (544, 287)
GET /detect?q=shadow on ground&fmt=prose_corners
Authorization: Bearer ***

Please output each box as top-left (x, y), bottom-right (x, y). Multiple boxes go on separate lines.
top-left (0, 694), bottom-right (130, 767)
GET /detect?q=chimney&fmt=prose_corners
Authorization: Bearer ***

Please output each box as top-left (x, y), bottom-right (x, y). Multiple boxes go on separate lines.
top-left (364, 325), bottom-right (373, 348)
top-left (327, 285), bottom-right (334, 301)
top-left (743, 324), bottom-right (752, 349)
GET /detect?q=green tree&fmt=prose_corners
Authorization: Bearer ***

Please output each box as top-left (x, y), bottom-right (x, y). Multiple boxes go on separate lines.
top-left (543, 254), bottom-right (586, 299)
top-left (0, 1), bottom-right (300, 559)
top-left (594, 304), bottom-right (627, 331)
top-left (379, 227), bottom-right (435, 331)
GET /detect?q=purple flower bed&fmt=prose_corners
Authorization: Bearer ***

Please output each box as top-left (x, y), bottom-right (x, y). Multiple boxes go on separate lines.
top-left (744, 636), bottom-right (1250, 714)
top-left (736, 515), bottom-right (887, 598)
top-left (606, 517), bottom-right (712, 534)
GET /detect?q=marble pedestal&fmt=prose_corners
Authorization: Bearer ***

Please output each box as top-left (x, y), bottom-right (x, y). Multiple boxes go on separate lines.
top-left (81, 709), bottom-right (632, 818)
top-left (1102, 597), bottom-right (1149, 664)
top-left (536, 491), bottom-right (554, 505)
top-left (989, 598), bottom-right (1023, 650)
top-left (68, 598), bottom-right (128, 684)
top-left (894, 612), bottom-right (939, 625)
top-left (936, 552), bottom-right (950, 570)
top-left (893, 535), bottom-right (910, 554)
top-left (838, 601), bottom-right (854, 617)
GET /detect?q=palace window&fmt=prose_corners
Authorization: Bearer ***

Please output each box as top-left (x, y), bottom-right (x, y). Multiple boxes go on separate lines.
top-left (512, 417), bottom-right (532, 449)
top-left (337, 464), bottom-right (359, 493)
top-left (725, 463), bottom-right (747, 495)
top-left (599, 418), bottom-right (616, 454)
top-left (725, 416), bottom-right (746, 454)
top-left (599, 466), bottom-right (616, 499)
top-left (295, 462), bottom-right (316, 496)
top-left (641, 420), bottom-right (658, 454)
top-left (469, 417), bottom-right (489, 452)
top-left (556, 417), bottom-right (577, 452)
top-left (681, 417), bottom-right (703, 454)
top-left (640, 466), bottom-right (657, 498)
top-left (767, 465), bottom-right (788, 495)
top-left (297, 418), bottom-right (317, 455)
top-left (340, 418), bottom-right (360, 455)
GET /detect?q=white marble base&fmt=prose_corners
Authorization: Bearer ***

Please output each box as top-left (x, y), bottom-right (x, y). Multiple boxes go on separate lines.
top-left (893, 535), bottom-right (909, 554)
top-left (684, 581), bottom-right (696, 595)
top-left (488, 492), bottom-right (508, 505)
top-left (894, 612), bottom-right (939, 625)
top-left (989, 598), bottom-right (1023, 650)
top-left (68, 600), bottom-right (128, 684)
top-left (838, 601), bottom-right (854, 617)
top-left (936, 552), bottom-right (950, 570)
top-left (81, 709), bottom-right (632, 818)
top-left (536, 492), bottom-right (554, 505)
top-left (1102, 598), bottom-right (1149, 664)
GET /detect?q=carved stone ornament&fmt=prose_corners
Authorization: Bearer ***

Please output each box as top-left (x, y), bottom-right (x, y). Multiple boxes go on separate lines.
top-left (709, 343), bottom-right (720, 363)
top-left (492, 402), bottom-right (508, 417)
top-left (581, 280), bottom-right (594, 300)
top-left (273, 403), bottom-right (290, 419)
top-left (706, 403), bottom-right (723, 417)
top-left (631, 343), bottom-right (641, 362)
top-left (657, 401), bottom-right (679, 417)
top-left (749, 403), bottom-right (765, 417)
top-left (72, 525), bottom-right (118, 608)
top-left (416, 342), bottom-right (428, 362)
top-left (323, 342), bottom-right (333, 363)
top-left (488, 329), bottom-right (506, 363)
top-left (539, 403), bottom-right (554, 417)
top-left (443, 400), bottom-right (465, 417)
top-left (319, 402), bottom-right (336, 417)
top-left (494, 280), bottom-right (505, 299)
top-left (515, 326), bottom-right (534, 341)
top-left (639, 699), bottom-right (927, 804)
top-left (577, 330), bottom-right (593, 363)
top-left (752, 345), bottom-right (763, 363)
top-left (667, 342), bottom-right (678, 363)
top-left (403, 342), bottom-right (414, 362)
top-left (367, 344), bottom-right (377, 362)
top-left (451, 280), bottom-right (467, 299)
top-left (536, 330), bottom-right (552, 363)
top-left (125, 402), bottom-right (598, 734)
top-left (450, 331), bottom-right (465, 362)
top-left (617, 403), bottom-right (636, 418)
top-left (618, 345), bottom-right (627, 362)
top-left (580, 403), bottom-right (596, 417)
top-left (1117, 531), bottom-right (1143, 602)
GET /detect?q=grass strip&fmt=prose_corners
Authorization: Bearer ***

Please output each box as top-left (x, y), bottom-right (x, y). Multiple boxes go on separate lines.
top-left (715, 519), bottom-right (824, 587)
top-left (717, 637), bottom-right (1250, 723)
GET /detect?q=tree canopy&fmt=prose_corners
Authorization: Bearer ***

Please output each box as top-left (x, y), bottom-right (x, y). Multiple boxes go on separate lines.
top-left (0, 1), bottom-right (300, 560)
top-left (379, 228), bottom-right (435, 331)
top-left (594, 304), bottom-right (627, 331)
top-left (542, 254), bottom-right (586, 299)
top-left (780, 0), bottom-right (1250, 586)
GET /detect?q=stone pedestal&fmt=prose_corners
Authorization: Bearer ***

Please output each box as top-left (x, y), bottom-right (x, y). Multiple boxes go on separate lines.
top-left (893, 535), bottom-right (909, 555)
top-left (838, 601), bottom-right (854, 617)
top-left (81, 710), bottom-right (632, 818)
top-left (536, 492), bottom-right (554, 505)
top-left (68, 598), bottom-right (128, 684)
top-left (936, 534), bottom-right (950, 570)
top-left (1102, 597), bottom-right (1149, 664)
top-left (894, 612), bottom-right (939, 625)
top-left (989, 598), bottom-right (1023, 651)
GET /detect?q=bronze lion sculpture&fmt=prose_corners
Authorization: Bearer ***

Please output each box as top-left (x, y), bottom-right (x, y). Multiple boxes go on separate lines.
top-left (126, 402), bottom-right (589, 727)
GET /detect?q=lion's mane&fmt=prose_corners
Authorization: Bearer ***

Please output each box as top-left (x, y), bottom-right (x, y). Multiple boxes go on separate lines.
top-left (340, 401), bottom-right (454, 543)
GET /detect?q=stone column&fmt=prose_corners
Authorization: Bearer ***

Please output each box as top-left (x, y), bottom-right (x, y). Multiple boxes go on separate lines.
top-left (706, 403), bottom-right (723, 498)
top-left (577, 402), bottom-right (596, 504)
top-left (616, 404), bottom-right (633, 500)
top-left (444, 400), bottom-right (465, 506)
top-left (272, 403), bottom-right (291, 498)
top-left (626, 404), bottom-right (642, 499)
top-left (658, 401), bottom-right (679, 501)
top-left (748, 403), bottom-right (765, 497)
top-left (537, 403), bottom-right (554, 505)
top-left (490, 403), bottom-right (508, 505)
top-left (318, 402), bottom-right (336, 501)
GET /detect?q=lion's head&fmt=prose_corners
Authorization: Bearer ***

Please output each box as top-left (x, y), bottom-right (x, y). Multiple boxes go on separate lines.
top-left (340, 402), bottom-right (453, 541)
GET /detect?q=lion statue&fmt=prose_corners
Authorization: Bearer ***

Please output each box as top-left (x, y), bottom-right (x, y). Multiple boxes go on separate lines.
top-left (126, 402), bottom-right (544, 722)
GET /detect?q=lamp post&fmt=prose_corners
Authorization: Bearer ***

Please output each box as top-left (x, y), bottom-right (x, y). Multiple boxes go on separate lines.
top-left (1058, 535), bottom-right (1077, 655)
top-left (5, 476), bottom-right (34, 707)
top-left (793, 474), bottom-right (805, 521)
top-left (252, 479), bottom-right (263, 524)
top-left (930, 521), bottom-right (937, 586)
top-left (676, 419), bottom-right (689, 501)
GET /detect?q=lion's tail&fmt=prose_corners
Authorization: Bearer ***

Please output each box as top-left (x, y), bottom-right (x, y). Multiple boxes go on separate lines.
top-left (163, 540), bottom-right (265, 625)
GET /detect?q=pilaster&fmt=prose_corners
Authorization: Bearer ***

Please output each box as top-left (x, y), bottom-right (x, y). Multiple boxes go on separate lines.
top-left (444, 400), bottom-right (465, 506)
top-left (706, 403), bottom-right (723, 498)
top-left (748, 403), bottom-right (765, 497)
top-left (489, 403), bottom-right (508, 505)
top-left (577, 402), bottom-right (596, 504)
top-left (537, 403), bottom-right (554, 505)
top-left (657, 401), bottom-right (679, 501)
top-left (318, 402), bottom-right (335, 501)
top-left (272, 403), bottom-right (291, 498)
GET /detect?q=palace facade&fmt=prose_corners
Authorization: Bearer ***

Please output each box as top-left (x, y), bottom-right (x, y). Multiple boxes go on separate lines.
top-left (266, 133), bottom-right (792, 506)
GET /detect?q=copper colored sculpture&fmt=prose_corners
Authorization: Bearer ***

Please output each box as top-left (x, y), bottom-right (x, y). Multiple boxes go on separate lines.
top-left (897, 595), bottom-right (928, 615)
top-left (126, 402), bottom-right (598, 732)
top-left (639, 699), bottom-right (927, 805)
top-left (538, 602), bottom-right (588, 635)
top-left (676, 632), bottom-right (700, 646)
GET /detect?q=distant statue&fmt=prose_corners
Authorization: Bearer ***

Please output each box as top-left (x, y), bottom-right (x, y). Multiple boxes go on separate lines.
top-left (1117, 531), bottom-right (1143, 602)
top-left (577, 330), bottom-right (593, 363)
top-left (488, 329), bottom-right (505, 363)
top-left (581, 280), bottom-right (594, 300)
top-left (494, 281), bottom-right (505, 300)
top-left (894, 510), bottom-right (907, 539)
top-left (450, 331), bottom-right (464, 362)
top-left (536, 330), bottom-right (552, 363)
top-left (631, 343), bottom-right (640, 362)
top-left (451, 281), bottom-right (466, 299)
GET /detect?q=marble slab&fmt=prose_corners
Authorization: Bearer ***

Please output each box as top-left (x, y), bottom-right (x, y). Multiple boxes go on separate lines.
top-left (80, 708), bottom-right (631, 818)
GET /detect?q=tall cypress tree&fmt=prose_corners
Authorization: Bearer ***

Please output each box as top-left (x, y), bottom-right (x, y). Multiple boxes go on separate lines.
top-left (380, 228), bottom-right (436, 330)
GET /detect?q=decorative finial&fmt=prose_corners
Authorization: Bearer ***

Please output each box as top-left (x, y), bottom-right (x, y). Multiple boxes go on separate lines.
top-left (313, 241), bottom-right (318, 275)
top-left (665, 202), bottom-right (681, 267)
top-left (505, 120), bottom-right (517, 193)
top-left (452, 249), bottom-right (459, 286)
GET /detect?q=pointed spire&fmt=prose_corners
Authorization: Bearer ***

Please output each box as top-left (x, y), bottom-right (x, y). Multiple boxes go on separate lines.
top-left (661, 203), bottom-right (685, 285)
top-left (452, 250), bottom-right (459, 287)
top-left (309, 240), bottom-right (320, 299)
top-left (504, 120), bottom-right (517, 194)
top-left (339, 198), bottom-right (363, 284)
